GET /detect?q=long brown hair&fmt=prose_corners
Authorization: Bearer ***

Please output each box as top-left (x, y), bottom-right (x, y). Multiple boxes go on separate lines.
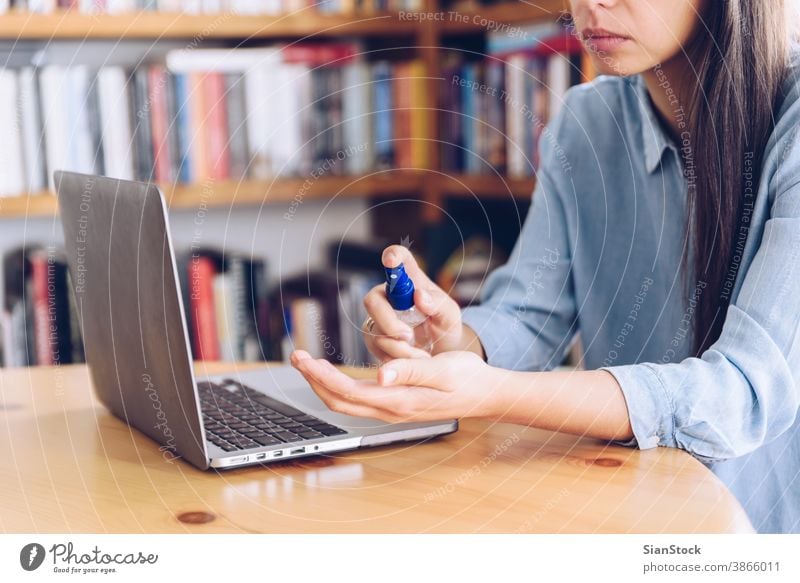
top-left (686, 1), bottom-right (790, 355)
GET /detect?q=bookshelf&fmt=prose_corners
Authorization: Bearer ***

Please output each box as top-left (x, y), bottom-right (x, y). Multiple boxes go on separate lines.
top-left (440, 1), bottom-right (566, 34)
top-left (0, 10), bottom-right (421, 40)
top-left (0, 173), bottom-right (536, 218)
top-left (0, 0), bottom-right (565, 220)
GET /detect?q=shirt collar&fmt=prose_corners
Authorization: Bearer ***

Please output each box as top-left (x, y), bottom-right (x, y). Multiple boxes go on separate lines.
top-left (631, 74), bottom-right (674, 174)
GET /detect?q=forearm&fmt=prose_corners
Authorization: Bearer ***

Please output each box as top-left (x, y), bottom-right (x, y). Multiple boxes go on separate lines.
top-left (485, 367), bottom-right (634, 442)
top-left (457, 323), bottom-right (487, 360)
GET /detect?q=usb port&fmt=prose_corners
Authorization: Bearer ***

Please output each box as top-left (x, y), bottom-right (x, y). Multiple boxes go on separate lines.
top-left (255, 453), bottom-right (267, 461)
top-left (290, 447), bottom-right (306, 455)
top-left (273, 451), bottom-right (283, 458)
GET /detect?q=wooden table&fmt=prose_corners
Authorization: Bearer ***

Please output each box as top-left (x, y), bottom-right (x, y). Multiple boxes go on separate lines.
top-left (0, 363), bottom-right (753, 533)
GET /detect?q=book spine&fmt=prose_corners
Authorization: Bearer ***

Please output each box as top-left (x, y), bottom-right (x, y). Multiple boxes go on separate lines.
top-left (392, 61), bottom-right (412, 169)
top-left (97, 67), bottom-right (135, 181)
top-left (213, 272), bottom-right (235, 362)
top-left (131, 68), bottom-right (155, 181)
top-left (485, 59), bottom-right (506, 173)
top-left (18, 68), bottom-right (47, 194)
top-left (460, 62), bottom-right (477, 174)
top-left (372, 61), bottom-right (394, 170)
top-left (172, 73), bottom-right (193, 183)
top-left (0, 69), bottom-right (25, 197)
top-left (188, 255), bottom-right (220, 361)
top-left (408, 60), bottom-right (428, 170)
top-left (224, 73), bottom-right (250, 180)
top-left (148, 66), bottom-right (174, 183)
top-left (281, 43), bottom-right (359, 67)
top-left (30, 254), bottom-right (53, 366)
top-left (204, 71), bottom-right (230, 181)
top-left (189, 72), bottom-right (210, 181)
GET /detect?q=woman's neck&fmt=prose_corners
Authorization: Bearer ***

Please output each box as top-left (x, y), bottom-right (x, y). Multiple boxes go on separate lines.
top-left (640, 58), bottom-right (696, 142)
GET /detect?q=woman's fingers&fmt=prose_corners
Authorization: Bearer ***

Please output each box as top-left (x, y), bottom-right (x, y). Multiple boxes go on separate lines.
top-left (382, 244), bottom-right (434, 287)
top-left (362, 284), bottom-right (413, 340)
top-left (412, 283), bottom-right (460, 325)
top-left (291, 351), bottom-right (408, 413)
top-left (373, 335), bottom-right (432, 360)
top-left (378, 357), bottom-right (448, 388)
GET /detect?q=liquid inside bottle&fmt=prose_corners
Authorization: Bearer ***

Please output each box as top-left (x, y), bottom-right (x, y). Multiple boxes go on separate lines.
top-left (394, 305), bottom-right (433, 354)
top-left (384, 263), bottom-right (432, 355)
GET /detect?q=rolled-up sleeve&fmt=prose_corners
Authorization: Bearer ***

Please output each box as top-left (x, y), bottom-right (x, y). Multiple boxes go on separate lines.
top-left (603, 158), bottom-right (800, 462)
top-left (462, 99), bottom-right (578, 371)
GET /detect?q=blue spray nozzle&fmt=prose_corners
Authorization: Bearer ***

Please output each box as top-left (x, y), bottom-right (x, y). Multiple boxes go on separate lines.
top-left (384, 263), bottom-right (415, 311)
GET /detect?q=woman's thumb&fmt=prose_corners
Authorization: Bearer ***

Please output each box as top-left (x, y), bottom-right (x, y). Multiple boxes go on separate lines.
top-left (379, 358), bottom-right (439, 387)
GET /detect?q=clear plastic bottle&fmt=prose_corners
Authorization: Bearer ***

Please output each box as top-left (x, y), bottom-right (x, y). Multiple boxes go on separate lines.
top-left (384, 264), bottom-right (433, 354)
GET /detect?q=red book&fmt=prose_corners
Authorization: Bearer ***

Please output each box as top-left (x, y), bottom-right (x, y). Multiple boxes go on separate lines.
top-left (392, 62), bottom-right (412, 169)
top-left (30, 253), bottom-right (53, 366)
top-left (495, 34), bottom-right (584, 61)
top-left (148, 66), bottom-right (173, 183)
top-left (189, 255), bottom-right (220, 361)
top-left (189, 73), bottom-right (210, 181)
top-left (281, 43), bottom-right (360, 67)
top-left (203, 72), bottom-right (230, 181)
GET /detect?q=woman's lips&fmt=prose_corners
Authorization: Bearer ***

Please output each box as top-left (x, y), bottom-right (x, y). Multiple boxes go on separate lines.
top-left (581, 29), bottom-right (631, 52)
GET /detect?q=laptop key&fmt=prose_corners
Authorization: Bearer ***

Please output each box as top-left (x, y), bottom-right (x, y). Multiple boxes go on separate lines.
top-left (297, 431), bottom-right (324, 439)
top-left (273, 432), bottom-right (304, 443)
top-left (228, 439), bottom-right (257, 449)
top-left (242, 430), bottom-right (266, 438)
top-left (280, 422), bottom-right (304, 430)
top-left (252, 436), bottom-right (282, 446)
top-left (317, 425), bottom-right (348, 436)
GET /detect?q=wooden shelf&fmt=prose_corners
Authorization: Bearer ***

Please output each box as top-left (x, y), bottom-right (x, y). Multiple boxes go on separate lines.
top-left (0, 2), bottom-right (557, 221)
top-left (440, 174), bottom-right (535, 199)
top-left (0, 172), bottom-right (538, 218)
top-left (0, 173), bottom-right (424, 218)
top-left (440, 0), bottom-right (566, 34)
top-left (0, 10), bottom-right (419, 40)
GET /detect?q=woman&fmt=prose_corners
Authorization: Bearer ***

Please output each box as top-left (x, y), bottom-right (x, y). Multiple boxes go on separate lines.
top-left (291, 0), bottom-right (800, 533)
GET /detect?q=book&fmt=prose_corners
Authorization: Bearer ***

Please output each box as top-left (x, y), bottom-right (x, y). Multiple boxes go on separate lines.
top-left (203, 71), bottom-right (230, 180)
top-left (0, 46), bottom-right (430, 197)
top-left (341, 61), bottom-right (373, 174)
top-left (440, 34), bottom-right (585, 178)
top-left (224, 73), bottom-right (250, 180)
top-left (0, 69), bottom-right (25, 197)
top-left (188, 254), bottom-right (220, 361)
top-left (18, 68), bottom-right (47, 194)
top-left (372, 61), bottom-right (394, 170)
top-left (148, 65), bottom-right (175, 183)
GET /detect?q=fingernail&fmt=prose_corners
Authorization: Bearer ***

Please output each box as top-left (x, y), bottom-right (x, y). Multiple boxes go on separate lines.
top-left (385, 252), bottom-right (397, 265)
top-left (381, 368), bottom-right (398, 385)
top-left (420, 290), bottom-right (432, 305)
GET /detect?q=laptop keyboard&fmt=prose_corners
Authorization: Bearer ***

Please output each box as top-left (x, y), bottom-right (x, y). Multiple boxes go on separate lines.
top-left (198, 379), bottom-right (348, 452)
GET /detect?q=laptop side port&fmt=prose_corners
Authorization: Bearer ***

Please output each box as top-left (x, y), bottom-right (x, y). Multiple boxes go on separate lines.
top-left (290, 447), bottom-right (306, 455)
top-left (273, 451), bottom-right (283, 458)
top-left (255, 453), bottom-right (267, 461)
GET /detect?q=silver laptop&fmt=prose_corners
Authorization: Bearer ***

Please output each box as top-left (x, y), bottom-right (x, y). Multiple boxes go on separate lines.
top-left (54, 171), bottom-right (457, 470)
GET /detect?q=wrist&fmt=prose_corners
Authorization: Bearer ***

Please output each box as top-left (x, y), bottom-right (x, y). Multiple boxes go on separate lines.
top-left (484, 368), bottom-right (541, 424)
top-left (473, 364), bottom-right (515, 421)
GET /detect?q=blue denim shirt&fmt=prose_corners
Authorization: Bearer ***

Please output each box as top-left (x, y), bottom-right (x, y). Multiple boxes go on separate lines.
top-left (461, 53), bottom-right (800, 533)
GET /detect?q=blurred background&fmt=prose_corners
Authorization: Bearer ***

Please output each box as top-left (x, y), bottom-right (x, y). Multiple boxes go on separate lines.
top-left (0, 0), bottom-right (591, 369)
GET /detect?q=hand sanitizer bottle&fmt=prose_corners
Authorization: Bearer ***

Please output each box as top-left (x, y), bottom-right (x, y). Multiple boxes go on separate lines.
top-left (384, 264), bottom-right (433, 354)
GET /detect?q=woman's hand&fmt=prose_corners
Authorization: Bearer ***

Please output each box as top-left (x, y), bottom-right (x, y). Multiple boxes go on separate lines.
top-left (362, 244), bottom-right (467, 362)
top-left (290, 349), bottom-right (501, 423)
